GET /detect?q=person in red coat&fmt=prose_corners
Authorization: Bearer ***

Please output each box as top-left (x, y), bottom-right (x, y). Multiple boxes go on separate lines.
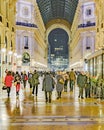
top-left (4, 71), bottom-right (14, 98)
top-left (14, 71), bottom-right (21, 97)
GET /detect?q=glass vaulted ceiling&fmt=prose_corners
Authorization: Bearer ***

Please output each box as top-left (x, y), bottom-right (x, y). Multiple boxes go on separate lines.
top-left (36, 0), bottom-right (79, 25)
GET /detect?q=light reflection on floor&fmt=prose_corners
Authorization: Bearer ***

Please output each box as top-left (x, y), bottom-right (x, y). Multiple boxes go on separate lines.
top-left (0, 77), bottom-right (104, 130)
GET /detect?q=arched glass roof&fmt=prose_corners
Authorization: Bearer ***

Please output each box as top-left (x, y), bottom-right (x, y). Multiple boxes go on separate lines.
top-left (36, 0), bottom-right (79, 25)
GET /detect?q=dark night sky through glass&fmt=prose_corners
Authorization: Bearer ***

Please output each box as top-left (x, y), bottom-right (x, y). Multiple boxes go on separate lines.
top-left (48, 28), bottom-right (69, 70)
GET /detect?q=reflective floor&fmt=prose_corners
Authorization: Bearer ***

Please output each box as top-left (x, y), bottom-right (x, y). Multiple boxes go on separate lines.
top-left (0, 77), bottom-right (104, 130)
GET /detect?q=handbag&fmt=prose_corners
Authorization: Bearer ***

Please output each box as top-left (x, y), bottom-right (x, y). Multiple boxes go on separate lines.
top-left (2, 86), bottom-right (7, 90)
top-left (59, 78), bottom-right (64, 84)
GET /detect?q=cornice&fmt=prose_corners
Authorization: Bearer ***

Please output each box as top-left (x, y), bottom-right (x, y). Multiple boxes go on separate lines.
top-left (46, 19), bottom-right (71, 30)
top-left (16, 25), bottom-right (37, 32)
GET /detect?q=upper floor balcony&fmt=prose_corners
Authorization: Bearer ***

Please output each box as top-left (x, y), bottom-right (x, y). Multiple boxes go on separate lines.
top-left (78, 22), bottom-right (95, 28)
top-left (16, 22), bottom-right (38, 28)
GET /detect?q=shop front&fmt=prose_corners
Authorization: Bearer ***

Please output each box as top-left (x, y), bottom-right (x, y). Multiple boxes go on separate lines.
top-left (87, 49), bottom-right (104, 78)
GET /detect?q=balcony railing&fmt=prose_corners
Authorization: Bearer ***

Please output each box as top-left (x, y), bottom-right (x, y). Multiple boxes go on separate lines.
top-left (16, 22), bottom-right (38, 28)
top-left (78, 22), bottom-right (95, 28)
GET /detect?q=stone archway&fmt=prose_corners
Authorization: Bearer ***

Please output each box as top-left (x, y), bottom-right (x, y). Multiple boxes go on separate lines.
top-left (46, 20), bottom-right (71, 71)
top-left (48, 28), bottom-right (69, 71)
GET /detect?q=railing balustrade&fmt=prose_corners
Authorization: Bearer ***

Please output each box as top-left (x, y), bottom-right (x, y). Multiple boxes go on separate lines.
top-left (16, 22), bottom-right (38, 28)
top-left (78, 22), bottom-right (95, 28)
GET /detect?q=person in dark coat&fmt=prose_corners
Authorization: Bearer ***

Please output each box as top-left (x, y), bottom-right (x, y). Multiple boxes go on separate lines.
top-left (42, 72), bottom-right (55, 103)
top-left (85, 72), bottom-right (91, 98)
top-left (28, 71), bottom-right (33, 89)
top-left (77, 71), bottom-right (86, 99)
top-left (64, 75), bottom-right (68, 92)
top-left (22, 71), bottom-right (28, 89)
top-left (56, 71), bottom-right (64, 99)
top-left (32, 70), bottom-right (39, 96)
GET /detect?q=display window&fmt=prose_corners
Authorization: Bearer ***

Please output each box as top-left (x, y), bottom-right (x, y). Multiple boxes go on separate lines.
top-left (96, 55), bottom-right (102, 78)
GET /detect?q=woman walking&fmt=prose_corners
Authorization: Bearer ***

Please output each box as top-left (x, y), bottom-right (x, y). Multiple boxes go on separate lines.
top-left (14, 71), bottom-right (21, 97)
top-left (32, 70), bottom-right (39, 96)
top-left (4, 71), bottom-right (14, 98)
top-left (56, 71), bottom-right (64, 99)
top-left (22, 71), bottom-right (28, 89)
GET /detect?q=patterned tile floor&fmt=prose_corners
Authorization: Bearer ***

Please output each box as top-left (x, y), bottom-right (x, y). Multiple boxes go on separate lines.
top-left (0, 77), bottom-right (104, 130)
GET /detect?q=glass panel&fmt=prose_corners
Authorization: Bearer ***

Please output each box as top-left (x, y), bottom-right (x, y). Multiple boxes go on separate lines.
top-left (36, 0), bottom-right (78, 25)
top-left (90, 59), bottom-right (93, 76)
top-left (94, 57), bottom-right (97, 76)
top-left (96, 55), bottom-right (102, 78)
top-left (48, 28), bottom-right (69, 71)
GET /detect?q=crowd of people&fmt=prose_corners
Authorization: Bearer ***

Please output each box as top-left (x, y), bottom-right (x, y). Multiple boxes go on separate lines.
top-left (3, 68), bottom-right (104, 103)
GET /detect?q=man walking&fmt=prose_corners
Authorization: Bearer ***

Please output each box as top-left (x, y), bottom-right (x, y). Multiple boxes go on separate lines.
top-left (69, 69), bottom-right (76, 92)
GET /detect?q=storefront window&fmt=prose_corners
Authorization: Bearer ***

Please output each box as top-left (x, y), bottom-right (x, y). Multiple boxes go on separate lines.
top-left (97, 55), bottom-right (102, 77)
top-left (90, 59), bottom-right (93, 76)
top-left (88, 60), bottom-right (90, 74)
top-left (94, 57), bottom-right (97, 76)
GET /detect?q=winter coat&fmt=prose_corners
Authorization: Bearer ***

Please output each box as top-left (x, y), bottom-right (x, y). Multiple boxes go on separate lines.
top-left (42, 74), bottom-right (55, 92)
top-left (22, 74), bottom-right (28, 81)
top-left (85, 76), bottom-right (91, 88)
top-left (5, 75), bottom-right (14, 87)
top-left (32, 72), bottom-right (39, 86)
top-left (28, 73), bottom-right (33, 85)
top-left (69, 71), bottom-right (76, 81)
top-left (77, 74), bottom-right (86, 88)
top-left (56, 75), bottom-right (64, 92)
top-left (14, 74), bottom-right (21, 84)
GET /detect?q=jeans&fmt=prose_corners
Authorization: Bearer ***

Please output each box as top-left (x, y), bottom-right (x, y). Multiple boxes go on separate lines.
top-left (32, 85), bottom-right (38, 96)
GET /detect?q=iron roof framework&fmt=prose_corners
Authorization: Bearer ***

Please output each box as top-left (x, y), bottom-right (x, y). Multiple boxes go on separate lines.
top-left (36, 0), bottom-right (79, 25)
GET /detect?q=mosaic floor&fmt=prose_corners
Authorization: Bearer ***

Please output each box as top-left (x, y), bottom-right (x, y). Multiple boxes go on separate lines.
top-left (0, 77), bottom-right (104, 130)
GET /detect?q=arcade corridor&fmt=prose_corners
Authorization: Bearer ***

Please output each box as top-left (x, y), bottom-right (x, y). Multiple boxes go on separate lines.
top-left (0, 77), bottom-right (104, 130)
top-left (0, 0), bottom-right (104, 129)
